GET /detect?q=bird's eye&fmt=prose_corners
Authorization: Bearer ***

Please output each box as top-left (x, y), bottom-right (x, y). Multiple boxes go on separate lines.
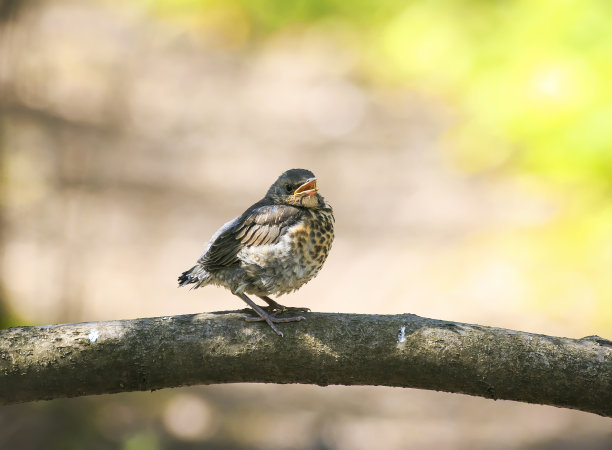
top-left (285, 184), bottom-right (293, 193)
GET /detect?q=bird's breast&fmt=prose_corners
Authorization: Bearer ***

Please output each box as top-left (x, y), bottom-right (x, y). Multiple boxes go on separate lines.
top-left (237, 208), bottom-right (334, 295)
top-left (290, 209), bottom-right (334, 266)
top-left (278, 209), bottom-right (334, 294)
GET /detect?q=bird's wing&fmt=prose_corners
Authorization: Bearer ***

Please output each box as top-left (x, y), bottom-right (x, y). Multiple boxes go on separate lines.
top-left (199, 203), bottom-right (303, 271)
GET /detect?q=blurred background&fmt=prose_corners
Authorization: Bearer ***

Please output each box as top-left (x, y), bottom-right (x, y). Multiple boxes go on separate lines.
top-left (1, 0), bottom-right (611, 448)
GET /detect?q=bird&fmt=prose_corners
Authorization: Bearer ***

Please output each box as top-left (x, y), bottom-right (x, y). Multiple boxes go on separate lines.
top-left (178, 168), bottom-right (334, 336)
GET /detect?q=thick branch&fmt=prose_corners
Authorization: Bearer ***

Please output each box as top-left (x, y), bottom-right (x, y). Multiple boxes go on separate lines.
top-left (0, 312), bottom-right (610, 416)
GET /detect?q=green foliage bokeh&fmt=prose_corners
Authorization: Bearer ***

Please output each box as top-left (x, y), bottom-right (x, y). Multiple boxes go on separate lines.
top-left (145, 0), bottom-right (612, 185)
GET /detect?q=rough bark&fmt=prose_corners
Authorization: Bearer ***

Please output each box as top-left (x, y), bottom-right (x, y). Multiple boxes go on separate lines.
top-left (0, 311), bottom-right (610, 416)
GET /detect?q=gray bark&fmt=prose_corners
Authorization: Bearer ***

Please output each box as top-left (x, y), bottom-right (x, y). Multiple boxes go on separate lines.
top-left (0, 311), bottom-right (610, 416)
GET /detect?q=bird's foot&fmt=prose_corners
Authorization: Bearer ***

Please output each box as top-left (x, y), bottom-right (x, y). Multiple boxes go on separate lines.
top-left (258, 295), bottom-right (310, 314)
top-left (263, 305), bottom-right (311, 314)
top-left (242, 310), bottom-right (306, 337)
top-left (237, 293), bottom-right (306, 337)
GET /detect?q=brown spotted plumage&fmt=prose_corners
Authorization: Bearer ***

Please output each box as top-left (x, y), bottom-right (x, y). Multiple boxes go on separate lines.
top-left (178, 169), bottom-right (334, 336)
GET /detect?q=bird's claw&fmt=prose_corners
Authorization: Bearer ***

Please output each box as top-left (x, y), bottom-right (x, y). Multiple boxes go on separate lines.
top-left (237, 293), bottom-right (310, 336)
top-left (264, 305), bottom-right (311, 314)
top-left (242, 313), bottom-right (306, 337)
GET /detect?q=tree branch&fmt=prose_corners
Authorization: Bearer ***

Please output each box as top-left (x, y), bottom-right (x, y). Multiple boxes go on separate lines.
top-left (1, 311), bottom-right (610, 416)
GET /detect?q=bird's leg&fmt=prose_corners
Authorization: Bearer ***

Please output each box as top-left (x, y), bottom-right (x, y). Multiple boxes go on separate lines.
top-left (235, 293), bottom-right (305, 337)
top-left (259, 295), bottom-right (283, 311)
top-left (258, 295), bottom-right (311, 313)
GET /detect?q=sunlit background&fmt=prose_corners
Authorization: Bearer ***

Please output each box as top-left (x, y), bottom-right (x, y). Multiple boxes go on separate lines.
top-left (1, 0), bottom-right (611, 448)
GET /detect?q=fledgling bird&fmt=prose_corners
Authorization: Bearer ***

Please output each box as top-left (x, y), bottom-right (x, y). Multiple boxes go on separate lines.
top-left (178, 168), bottom-right (334, 336)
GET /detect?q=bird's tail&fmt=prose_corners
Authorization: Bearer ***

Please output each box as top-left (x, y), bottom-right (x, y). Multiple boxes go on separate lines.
top-left (178, 265), bottom-right (210, 288)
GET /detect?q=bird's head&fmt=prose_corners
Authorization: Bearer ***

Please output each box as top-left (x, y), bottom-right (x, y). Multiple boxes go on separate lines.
top-left (266, 169), bottom-right (326, 209)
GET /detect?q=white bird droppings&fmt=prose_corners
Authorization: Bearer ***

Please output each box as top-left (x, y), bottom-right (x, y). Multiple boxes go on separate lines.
top-left (398, 325), bottom-right (406, 343)
top-left (88, 329), bottom-right (99, 343)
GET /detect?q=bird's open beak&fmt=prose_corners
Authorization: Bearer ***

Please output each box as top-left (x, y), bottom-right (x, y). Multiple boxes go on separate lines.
top-left (294, 178), bottom-right (317, 197)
